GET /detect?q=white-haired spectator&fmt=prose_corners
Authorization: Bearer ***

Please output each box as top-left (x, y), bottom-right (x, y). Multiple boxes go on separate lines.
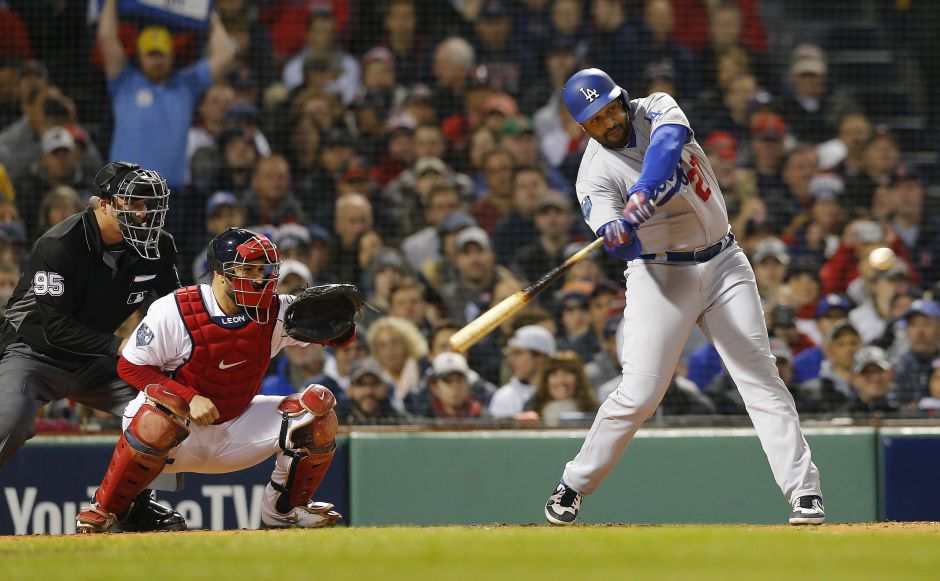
top-left (430, 36), bottom-right (476, 120)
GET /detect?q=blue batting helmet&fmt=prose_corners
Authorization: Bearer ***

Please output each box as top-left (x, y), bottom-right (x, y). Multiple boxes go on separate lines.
top-left (562, 68), bottom-right (629, 124)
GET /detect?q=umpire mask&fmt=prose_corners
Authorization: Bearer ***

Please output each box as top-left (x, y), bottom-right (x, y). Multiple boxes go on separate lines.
top-left (214, 230), bottom-right (281, 324)
top-left (110, 168), bottom-right (170, 260)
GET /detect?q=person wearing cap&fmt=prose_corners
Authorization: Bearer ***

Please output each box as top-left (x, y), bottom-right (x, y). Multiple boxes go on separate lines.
top-left (768, 303), bottom-right (814, 356)
top-left (282, 7), bottom-right (359, 103)
top-left (786, 173), bottom-right (845, 268)
top-left (749, 111), bottom-right (788, 201)
top-left (777, 44), bottom-right (856, 145)
top-left (510, 192), bottom-right (574, 292)
top-left (792, 293), bottom-right (853, 384)
top-left (189, 191), bottom-right (245, 282)
top-left (401, 182), bottom-right (464, 272)
top-left (891, 300), bottom-right (940, 408)
top-left (555, 292), bottom-right (600, 363)
top-left (751, 236), bottom-right (791, 303)
top-left (796, 321), bottom-right (863, 412)
top-left (820, 218), bottom-right (918, 299)
top-left (441, 226), bottom-right (515, 325)
top-left (489, 325), bottom-right (558, 418)
top-left (848, 260), bottom-right (911, 344)
top-left (315, 333), bottom-right (370, 394)
top-left (419, 208), bottom-right (477, 292)
top-left (423, 352), bottom-right (484, 419)
top-left (334, 359), bottom-right (403, 424)
top-left (843, 346), bottom-right (897, 414)
top-left (97, 0), bottom-right (236, 189)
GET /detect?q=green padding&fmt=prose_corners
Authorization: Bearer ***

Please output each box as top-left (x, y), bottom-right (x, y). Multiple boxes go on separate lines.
top-left (349, 429), bottom-right (877, 525)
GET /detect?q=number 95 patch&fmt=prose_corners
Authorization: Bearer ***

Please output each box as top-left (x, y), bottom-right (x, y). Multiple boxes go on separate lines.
top-left (33, 271), bottom-right (64, 296)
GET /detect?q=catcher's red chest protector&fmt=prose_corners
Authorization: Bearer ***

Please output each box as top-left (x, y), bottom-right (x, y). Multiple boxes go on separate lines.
top-left (173, 286), bottom-right (279, 423)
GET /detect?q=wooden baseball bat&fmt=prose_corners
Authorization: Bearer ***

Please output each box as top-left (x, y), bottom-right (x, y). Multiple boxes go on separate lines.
top-left (449, 237), bottom-right (605, 353)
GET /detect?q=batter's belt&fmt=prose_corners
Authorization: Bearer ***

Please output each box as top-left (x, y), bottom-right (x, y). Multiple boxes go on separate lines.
top-left (638, 231), bottom-right (735, 263)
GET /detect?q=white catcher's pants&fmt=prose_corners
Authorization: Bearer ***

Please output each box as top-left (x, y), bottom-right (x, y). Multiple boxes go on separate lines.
top-left (123, 394), bottom-right (298, 514)
top-left (562, 245), bottom-right (822, 503)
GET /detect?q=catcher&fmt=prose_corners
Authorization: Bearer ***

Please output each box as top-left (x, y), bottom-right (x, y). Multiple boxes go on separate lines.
top-left (76, 227), bottom-right (363, 532)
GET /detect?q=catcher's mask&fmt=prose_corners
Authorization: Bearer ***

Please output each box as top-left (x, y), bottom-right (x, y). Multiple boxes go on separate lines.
top-left (99, 165), bottom-right (170, 260)
top-left (208, 227), bottom-right (281, 324)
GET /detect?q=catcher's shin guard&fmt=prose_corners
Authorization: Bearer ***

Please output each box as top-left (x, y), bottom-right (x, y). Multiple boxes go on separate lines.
top-left (271, 384), bottom-right (338, 513)
top-left (78, 385), bottom-right (190, 531)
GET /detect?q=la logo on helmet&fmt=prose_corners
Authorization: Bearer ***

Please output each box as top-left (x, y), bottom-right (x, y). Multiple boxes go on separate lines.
top-left (580, 87), bottom-right (599, 102)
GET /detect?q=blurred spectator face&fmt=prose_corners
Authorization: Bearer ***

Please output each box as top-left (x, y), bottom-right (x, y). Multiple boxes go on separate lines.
top-left (357, 230), bottom-right (383, 270)
top-left (469, 128), bottom-right (497, 171)
top-left (852, 363), bottom-right (892, 402)
top-left (348, 371), bottom-right (389, 416)
top-left (504, 131), bottom-right (540, 167)
top-left (483, 151), bottom-right (514, 198)
top-left (0, 63), bottom-right (17, 107)
top-left (283, 342), bottom-right (325, 371)
top-left (415, 171), bottom-right (447, 203)
top-left (306, 14), bottom-right (336, 52)
top-left (207, 204), bottom-right (245, 236)
top-left (475, 15), bottom-right (512, 49)
top-left (455, 242), bottom-right (495, 284)
top-left (41, 145), bottom-right (78, 184)
top-left (534, 204), bottom-right (573, 238)
top-left (140, 51), bottom-right (173, 83)
top-left (321, 142), bottom-right (354, 173)
top-left (644, 0), bottom-right (674, 38)
top-left (825, 329), bottom-right (862, 370)
top-left (755, 257), bottom-right (787, 292)
top-left (306, 239), bottom-right (330, 275)
top-left (387, 129), bottom-right (417, 164)
top-left (430, 327), bottom-right (459, 357)
top-left (508, 348), bottom-right (541, 382)
top-left (432, 40), bottom-right (472, 89)
top-left (893, 179), bottom-right (924, 224)
top-left (290, 118), bottom-right (321, 162)
top-left (839, 113), bottom-right (872, 156)
top-left (862, 134), bottom-right (899, 177)
top-left (389, 286), bottom-right (427, 328)
top-left (512, 168), bottom-right (548, 216)
top-left (723, 74), bottom-right (757, 118)
top-left (787, 272), bottom-right (821, 309)
top-left (589, 290), bottom-right (618, 329)
top-left (43, 191), bottom-right (83, 230)
top-left (872, 271), bottom-right (910, 307)
top-left (336, 195), bottom-right (373, 247)
top-left (425, 188), bottom-right (461, 228)
top-left (373, 327), bottom-right (409, 371)
top-left (334, 339), bottom-right (369, 372)
top-left (561, 296), bottom-right (590, 335)
top-left (551, 0), bottom-right (582, 35)
top-left (431, 371), bottom-right (472, 410)
top-left (792, 72), bottom-right (824, 100)
top-left (298, 95), bottom-right (335, 133)
top-left (547, 368), bottom-right (578, 401)
top-left (906, 314), bottom-right (940, 357)
top-left (252, 156), bottom-right (290, 203)
top-left (385, 1), bottom-right (416, 37)
top-left (545, 49), bottom-right (576, 89)
top-left (363, 60), bottom-right (395, 92)
top-left (198, 86), bottom-right (235, 127)
top-left (224, 134), bottom-right (258, 173)
top-left (709, 5), bottom-right (741, 50)
top-left (354, 106), bottom-right (384, 137)
top-left (414, 126), bottom-right (446, 160)
top-left (716, 48), bottom-right (748, 91)
top-left (809, 198), bottom-right (843, 233)
top-left (782, 148), bottom-right (819, 195)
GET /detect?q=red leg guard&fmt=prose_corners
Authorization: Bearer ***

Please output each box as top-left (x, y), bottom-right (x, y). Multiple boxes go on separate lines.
top-left (94, 386), bottom-right (190, 516)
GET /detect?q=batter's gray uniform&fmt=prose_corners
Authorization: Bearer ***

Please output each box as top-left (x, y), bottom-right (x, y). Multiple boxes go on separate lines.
top-left (561, 93), bottom-right (822, 503)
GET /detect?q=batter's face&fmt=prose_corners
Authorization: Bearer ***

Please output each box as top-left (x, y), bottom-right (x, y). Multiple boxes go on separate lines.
top-left (581, 99), bottom-right (632, 149)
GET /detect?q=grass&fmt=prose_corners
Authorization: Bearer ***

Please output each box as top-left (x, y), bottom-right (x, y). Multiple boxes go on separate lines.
top-left (1, 525), bottom-right (938, 581)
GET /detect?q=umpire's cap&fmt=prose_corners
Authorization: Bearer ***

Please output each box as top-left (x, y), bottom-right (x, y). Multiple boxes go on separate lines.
top-left (563, 68), bottom-right (629, 124)
top-left (94, 161), bottom-right (141, 199)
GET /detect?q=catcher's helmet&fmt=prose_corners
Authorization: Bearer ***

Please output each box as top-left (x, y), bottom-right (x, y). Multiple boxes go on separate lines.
top-left (562, 68), bottom-right (629, 124)
top-left (93, 161), bottom-right (141, 199)
top-left (208, 227), bottom-right (282, 324)
top-left (109, 167), bottom-right (170, 260)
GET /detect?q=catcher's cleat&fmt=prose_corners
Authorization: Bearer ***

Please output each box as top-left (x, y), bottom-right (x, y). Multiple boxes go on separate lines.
top-left (544, 481), bottom-right (582, 526)
top-left (788, 495), bottom-right (825, 525)
top-left (76, 504), bottom-right (119, 534)
top-left (261, 501), bottom-right (342, 529)
top-left (116, 491), bottom-right (187, 532)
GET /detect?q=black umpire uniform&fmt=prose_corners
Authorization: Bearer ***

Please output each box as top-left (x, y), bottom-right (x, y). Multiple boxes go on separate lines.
top-left (0, 163), bottom-right (185, 530)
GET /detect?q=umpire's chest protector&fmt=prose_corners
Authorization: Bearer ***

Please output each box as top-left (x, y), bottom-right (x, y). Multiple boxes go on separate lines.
top-left (172, 286), bottom-right (279, 423)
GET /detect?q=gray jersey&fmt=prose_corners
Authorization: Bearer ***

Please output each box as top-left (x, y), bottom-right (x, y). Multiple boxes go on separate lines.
top-left (575, 93), bottom-right (729, 254)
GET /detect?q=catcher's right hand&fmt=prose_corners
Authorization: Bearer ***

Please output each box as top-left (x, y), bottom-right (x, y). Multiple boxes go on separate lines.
top-left (284, 284), bottom-right (364, 347)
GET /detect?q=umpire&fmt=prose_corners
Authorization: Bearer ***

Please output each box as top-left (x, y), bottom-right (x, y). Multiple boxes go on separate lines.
top-left (0, 161), bottom-right (186, 531)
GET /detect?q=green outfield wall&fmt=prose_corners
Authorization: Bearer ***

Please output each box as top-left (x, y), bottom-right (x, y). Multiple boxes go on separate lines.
top-left (348, 428), bottom-right (878, 525)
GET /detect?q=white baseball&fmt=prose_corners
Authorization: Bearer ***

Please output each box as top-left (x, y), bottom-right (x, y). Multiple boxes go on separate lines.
top-left (868, 247), bottom-right (896, 270)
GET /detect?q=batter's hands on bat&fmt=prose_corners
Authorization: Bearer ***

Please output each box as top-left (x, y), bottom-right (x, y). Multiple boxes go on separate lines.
top-left (598, 219), bottom-right (643, 262)
top-left (623, 188), bottom-right (656, 226)
top-left (189, 395), bottom-right (220, 426)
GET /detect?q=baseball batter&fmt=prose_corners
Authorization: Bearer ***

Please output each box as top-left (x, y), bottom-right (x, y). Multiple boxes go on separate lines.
top-left (543, 69), bottom-right (824, 525)
top-left (76, 228), bottom-right (356, 532)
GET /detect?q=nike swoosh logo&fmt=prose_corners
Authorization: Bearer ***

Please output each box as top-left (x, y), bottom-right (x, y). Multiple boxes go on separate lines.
top-left (219, 360), bottom-right (247, 369)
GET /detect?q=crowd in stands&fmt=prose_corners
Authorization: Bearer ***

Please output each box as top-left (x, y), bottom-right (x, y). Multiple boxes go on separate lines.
top-left (0, 0), bottom-right (938, 428)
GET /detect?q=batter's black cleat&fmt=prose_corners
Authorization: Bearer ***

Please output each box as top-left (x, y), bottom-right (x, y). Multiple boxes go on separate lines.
top-left (788, 495), bottom-right (825, 525)
top-left (545, 481), bottom-right (582, 526)
top-left (115, 490), bottom-right (187, 532)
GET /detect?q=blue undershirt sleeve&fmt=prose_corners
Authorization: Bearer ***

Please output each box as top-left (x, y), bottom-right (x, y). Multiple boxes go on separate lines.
top-left (630, 124), bottom-right (688, 196)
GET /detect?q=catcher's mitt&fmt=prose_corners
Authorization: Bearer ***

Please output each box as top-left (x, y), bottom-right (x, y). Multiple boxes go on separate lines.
top-left (284, 284), bottom-right (364, 346)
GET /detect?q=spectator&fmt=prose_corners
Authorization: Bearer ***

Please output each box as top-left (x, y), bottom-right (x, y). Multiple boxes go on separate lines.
top-left (401, 182), bottom-right (464, 271)
top-left (892, 300), bottom-right (940, 408)
top-left (426, 352), bottom-right (486, 419)
top-left (335, 359), bottom-right (404, 425)
top-left (820, 220), bottom-right (916, 299)
top-left (519, 33), bottom-right (577, 116)
top-left (491, 166), bottom-right (548, 264)
top-left (441, 226), bottom-right (515, 324)
top-left (97, 0), bottom-right (235, 189)
top-left (774, 263), bottom-right (822, 323)
top-left (420, 209), bottom-right (476, 292)
top-left (387, 277), bottom-right (433, 335)
top-left (797, 321), bottom-right (863, 413)
top-left (489, 325), bottom-right (557, 418)
top-left (470, 1), bottom-right (529, 96)
top-left (748, 112), bottom-right (787, 214)
top-left (216, 0), bottom-right (277, 91)
top-left (767, 304), bottom-right (814, 356)
top-left (776, 45), bottom-right (855, 145)
top-left (511, 193), bottom-right (573, 289)
top-left (277, 259), bottom-right (314, 295)
top-left (368, 316), bottom-right (429, 410)
top-left (473, 148), bottom-right (516, 233)
top-left (242, 155), bottom-right (305, 226)
top-left (842, 128), bottom-right (900, 213)
top-left (786, 174), bottom-right (846, 266)
top-left (844, 346), bottom-right (897, 414)
top-left (35, 185), bottom-right (83, 239)
top-left (883, 169), bottom-right (940, 287)
top-left (634, 0), bottom-right (700, 98)
top-left (763, 144), bottom-right (818, 233)
top-left (185, 84), bottom-right (235, 172)
top-left (699, 72), bottom-right (758, 144)
top-left (556, 292), bottom-right (600, 363)
top-left (547, 0), bottom-right (589, 63)
top-left (817, 111), bottom-right (872, 171)
top-left (190, 191), bottom-right (246, 281)
top-left (585, 315), bottom-right (623, 396)
top-left (328, 193), bottom-right (373, 283)
top-left (525, 349), bottom-right (597, 424)
top-left (849, 261), bottom-right (911, 344)
top-left (793, 294), bottom-right (853, 384)
top-left (588, 0), bottom-right (642, 90)
top-left (751, 236), bottom-right (790, 304)
top-left (190, 126), bottom-right (259, 198)
top-left (282, 6), bottom-right (359, 104)
top-left (919, 360), bottom-right (940, 413)
top-left (318, 334), bottom-right (370, 393)
top-left (374, 0), bottom-right (428, 87)
top-left (260, 343), bottom-right (327, 397)
top-left (430, 37), bottom-right (476, 122)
